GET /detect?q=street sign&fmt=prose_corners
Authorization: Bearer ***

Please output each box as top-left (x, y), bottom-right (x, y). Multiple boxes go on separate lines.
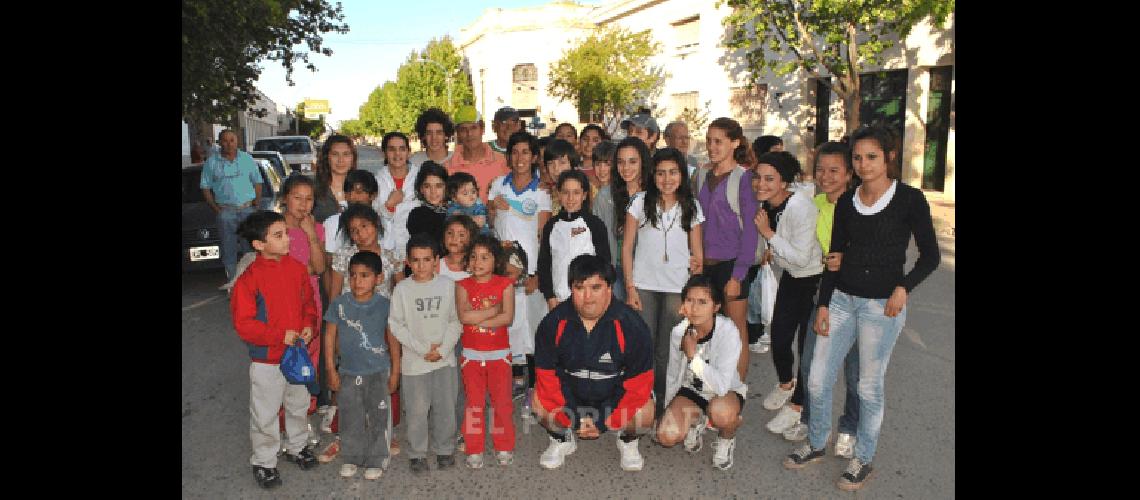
top-left (304, 99), bottom-right (330, 119)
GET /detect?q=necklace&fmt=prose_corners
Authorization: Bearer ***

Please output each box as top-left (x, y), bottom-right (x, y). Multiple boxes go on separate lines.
top-left (659, 201), bottom-right (680, 263)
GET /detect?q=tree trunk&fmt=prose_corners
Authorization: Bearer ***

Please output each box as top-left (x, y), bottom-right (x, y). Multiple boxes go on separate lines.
top-left (843, 91), bottom-right (861, 138)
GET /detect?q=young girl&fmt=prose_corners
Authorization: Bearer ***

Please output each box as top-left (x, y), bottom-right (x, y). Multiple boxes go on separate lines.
top-left (445, 172), bottom-right (491, 235)
top-left (440, 215), bottom-right (477, 282)
top-left (280, 174), bottom-right (327, 378)
top-left (746, 135), bottom-right (785, 354)
top-left (785, 125), bottom-right (940, 492)
top-left (578, 124), bottom-right (609, 188)
top-left (314, 134), bottom-right (358, 224)
top-left (746, 152), bottom-right (824, 439)
top-left (622, 147), bottom-right (704, 416)
top-left (657, 274), bottom-right (747, 471)
top-left (609, 137), bottom-right (651, 302)
top-left (455, 234), bottom-right (516, 469)
top-left (694, 117), bottom-right (758, 380)
top-left (405, 161), bottom-right (450, 246)
top-left (542, 138), bottom-right (579, 216)
top-left (376, 131), bottom-right (420, 242)
top-left (537, 170), bottom-right (611, 309)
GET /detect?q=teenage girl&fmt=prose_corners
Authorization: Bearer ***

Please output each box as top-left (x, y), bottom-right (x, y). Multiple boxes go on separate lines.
top-left (537, 170), bottom-right (611, 310)
top-left (610, 137), bottom-right (652, 302)
top-left (314, 134), bottom-right (359, 224)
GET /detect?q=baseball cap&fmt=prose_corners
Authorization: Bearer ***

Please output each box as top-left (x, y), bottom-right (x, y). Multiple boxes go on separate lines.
top-left (453, 105), bottom-right (481, 125)
top-left (620, 112), bottom-right (660, 134)
top-left (493, 106), bottom-right (520, 122)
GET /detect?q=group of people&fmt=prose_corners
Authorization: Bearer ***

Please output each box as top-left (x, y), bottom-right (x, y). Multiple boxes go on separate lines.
top-left (204, 104), bottom-right (940, 492)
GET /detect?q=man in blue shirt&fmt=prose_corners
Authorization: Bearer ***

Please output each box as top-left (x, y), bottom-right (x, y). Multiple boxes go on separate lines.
top-left (201, 129), bottom-right (263, 280)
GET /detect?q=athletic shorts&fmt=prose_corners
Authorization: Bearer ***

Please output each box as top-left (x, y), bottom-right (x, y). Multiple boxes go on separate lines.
top-left (705, 259), bottom-right (750, 300)
top-left (675, 386), bottom-right (745, 413)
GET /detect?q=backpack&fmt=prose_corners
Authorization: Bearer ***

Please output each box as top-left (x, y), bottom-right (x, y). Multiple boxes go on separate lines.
top-left (692, 164), bottom-right (765, 265)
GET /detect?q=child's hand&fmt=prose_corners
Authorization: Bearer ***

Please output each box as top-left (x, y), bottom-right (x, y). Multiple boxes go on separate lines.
top-left (493, 195), bottom-right (509, 211)
top-left (681, 325), bottom-right (699, 360)
top-left (424, 343), bottom-right (443, 362)
top-left (472, 215), bottom-right (486, 228)
top-left (299, 213), bottom-right (318, 237)
top-left (689, 256), bottom-right (702, 274)
top-left (387, 372), bottom-right (399, 394)
top-left (327, 371), bottom-right (341, 392)
top-left (386, 189), bottom-right (405, 209)
top-left (299, 326), bottom-right (314, 344)
top-left (283, 329), bottom-right (299, 345)
top-left (525, 275), bottom-right (538, 294)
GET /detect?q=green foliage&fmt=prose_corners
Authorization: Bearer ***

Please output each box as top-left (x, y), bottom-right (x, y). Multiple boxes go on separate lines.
top-left (547, 26), bottom-right (665, 124)
top-left (295, 100), bottom-right (326, 139)
top-left (338, 119), bottom-right (365, 138)
top-left (676, 100), bottom-right (712, 135)
top-left (182, 0), bottom-right (349, 126)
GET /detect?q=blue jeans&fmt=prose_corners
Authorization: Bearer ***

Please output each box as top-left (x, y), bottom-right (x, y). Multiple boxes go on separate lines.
top-left (799, 306), bottom-right (859, 434)
top-left (218, 205), bottom-right (255, 279)
top-left (807, 289), bottom-right (905, 463)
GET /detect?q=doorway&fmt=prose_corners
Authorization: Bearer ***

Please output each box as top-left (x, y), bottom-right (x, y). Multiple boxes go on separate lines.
top-left (922, 66), bottom-right (952, 191)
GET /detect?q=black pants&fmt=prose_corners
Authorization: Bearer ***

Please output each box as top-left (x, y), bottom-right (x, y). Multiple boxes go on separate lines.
top-left (769, 271), bottom-right (821, 407)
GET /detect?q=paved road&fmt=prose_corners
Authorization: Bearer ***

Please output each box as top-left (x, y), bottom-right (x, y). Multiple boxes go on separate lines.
top-left (356, 146), bottom-right (384, 177)
top-left (182, 234), bottom-right (954, 498)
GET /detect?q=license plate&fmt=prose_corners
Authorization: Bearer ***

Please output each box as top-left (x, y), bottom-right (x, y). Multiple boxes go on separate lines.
top-left (189, 246), bottom-right (220, 262)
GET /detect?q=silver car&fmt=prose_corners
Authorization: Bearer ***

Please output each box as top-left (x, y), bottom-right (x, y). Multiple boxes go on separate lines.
top-left (253, 136), bottom-right (317, 173)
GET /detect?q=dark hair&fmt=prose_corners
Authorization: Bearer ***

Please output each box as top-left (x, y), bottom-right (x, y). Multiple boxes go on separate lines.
top-left (348, 250), bottom-right (384, 275)
top-left (611, 136), bottom-right (652, 239)
top-left (849, 125), bottom-right (901, 179)
top-left (681, 274), bottom-right (725, 308)
top-left (643, 147), bottom-right (698, 232)
top-left (708, 117), bottom-right (754, 167)
top-left (414, 161), bottom-right (449, 204)
top-left (592, 140), bottom-right (617, 164)
top-left (317, 135), bottom-right (358, 196)
top-left (446, 172), bottom-right (478, 202)
top-left (280, 173), bottom-right (316, 204)
top-left (507, 131), bottom-right (541, 177)
top-left (536, 136), bottom-right (551, 150)
top-left (381, 131), bottom-right (410, 166)
top-left (440, 214), bottom-right (479, 258)
top-left (343, 169), bottom-right (379, 195)
top-left (580, 124), bottom-right (609, 141)
top-left (338, 203), bottom-right (383, 245)
top-left (466, 233), bottom-right (506, 276)
top-left (544, 139), bottom-right (581, 170)
top-left (414, 107), bottom-right (455, 140)
top-left (554, 123), bottom-right (578, 140)
top-left (752, 135), bottom-right (784, 155)
top-left (566, 254), bottom-right (615, 288)
top-left (406, 232), bottom-right (440, 258)
top-left (815, 141), bottom-right (857, 189)
top-left (555, 170), bottom-right (592, 214)
top-left (754, 151), bottom-right (802, 184)
top-left (236, 210), bottom-right (285, 245)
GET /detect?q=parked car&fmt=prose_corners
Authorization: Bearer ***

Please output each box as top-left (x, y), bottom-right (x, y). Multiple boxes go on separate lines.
top-left (182, 159), bottom-right (283, 272)
top-left (251, 150), bottom-right (293, 179)
top-left (253, 136), bottom-right (317, 174)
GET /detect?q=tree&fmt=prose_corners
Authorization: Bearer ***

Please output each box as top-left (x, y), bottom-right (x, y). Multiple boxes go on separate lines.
top-left (339, 119), bottom-right (366, 139)
top-left (722, 0), bottom-right (953, 133)
top-left (295, 101), bottom-right (327, 139)
top-left (182, 0), bottom-right (348, 147)
top-left (547, 26), bottom-right (665, 129)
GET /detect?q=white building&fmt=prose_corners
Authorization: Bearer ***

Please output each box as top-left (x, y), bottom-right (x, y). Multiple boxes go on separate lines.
top-left (458, 0), bottom-right (955, 199)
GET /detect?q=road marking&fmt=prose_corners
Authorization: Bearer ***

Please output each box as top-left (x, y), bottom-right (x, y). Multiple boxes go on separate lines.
top-left (903, 327), bottom-right (927, 349)
top-left (183, 295), bottom-right (224, 312)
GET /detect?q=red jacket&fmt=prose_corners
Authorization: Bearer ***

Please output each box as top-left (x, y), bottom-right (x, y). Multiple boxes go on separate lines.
top-left (231, 253), bottom-right (319, 364)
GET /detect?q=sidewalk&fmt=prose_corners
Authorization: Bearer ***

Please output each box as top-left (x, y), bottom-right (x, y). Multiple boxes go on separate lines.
top-left (923, 190), bottom-right (955, 238)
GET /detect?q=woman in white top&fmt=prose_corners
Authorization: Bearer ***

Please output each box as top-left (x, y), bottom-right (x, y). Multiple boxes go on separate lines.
top-left (621, 147), bottom-right (704, 415)
top-left (657, 275), bottom-right (747, 471)
top-left (375, 132), bottom-right (421, 249)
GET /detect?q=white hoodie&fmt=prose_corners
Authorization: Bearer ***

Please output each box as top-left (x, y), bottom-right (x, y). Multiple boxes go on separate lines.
top-left (664, 315), bottom-right (749, 404)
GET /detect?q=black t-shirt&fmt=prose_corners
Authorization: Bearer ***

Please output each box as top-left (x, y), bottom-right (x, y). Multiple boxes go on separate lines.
top-left (761, 195), bottom-right (790, 233)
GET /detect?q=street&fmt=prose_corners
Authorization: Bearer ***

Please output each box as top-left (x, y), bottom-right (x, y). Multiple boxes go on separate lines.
top-left (182, 234), bottom-right (954, 499)
top-left (356, 145), bottom-right (383, 177)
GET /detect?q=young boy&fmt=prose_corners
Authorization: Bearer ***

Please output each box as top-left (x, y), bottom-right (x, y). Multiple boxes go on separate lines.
top-left (387, 233), bottom-right (463, 474)
top-left (321, 250), bottom-right (398, 480)
top-left (231, 210), bottom-right (320, 489)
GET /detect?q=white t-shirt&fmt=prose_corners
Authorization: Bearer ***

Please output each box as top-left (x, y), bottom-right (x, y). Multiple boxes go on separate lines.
top-left (627, 193), bottom-right (705, 293)
top-left (409, 150), bottom-right (454, 169)
top-left (324, 212), bottom-right (344, 254)
top-left (437, 258), bottom-right (471, 282)
top-left (488, 173), bottom-right (551, 276)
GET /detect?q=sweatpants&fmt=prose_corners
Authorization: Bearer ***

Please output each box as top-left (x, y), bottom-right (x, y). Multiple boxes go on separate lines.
top-left (249, 362), bottom-right (311, 468)
top-left (459, 355), bottom-right (515, 454)
top-left (401, 365), bottom-right (459, 459)
top-left (338, 369), bottom-right (391, 469)
top-left (634, 288), bottom-right (682, 416)
top-left (769, 271), bottom-right (821, 407)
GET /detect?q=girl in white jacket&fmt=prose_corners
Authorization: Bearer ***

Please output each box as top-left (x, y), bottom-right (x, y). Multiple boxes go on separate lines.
top-left (536, 170), bottom-right (611, 309)
top-left (375, 132), bottom-right (422, 275)
top-left (657, 275), bottom-right (748, 471)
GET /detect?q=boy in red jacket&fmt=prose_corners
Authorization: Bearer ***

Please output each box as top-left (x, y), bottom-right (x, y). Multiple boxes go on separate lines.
top-left (231, 211), bottom-right (321, 489)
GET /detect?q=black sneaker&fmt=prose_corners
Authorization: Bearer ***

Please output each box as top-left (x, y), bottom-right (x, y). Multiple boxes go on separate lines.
top-left (283, 447), bottom-right (318, 470)
top-left (252, 466), bottom-right (281, 489)
top-left (782, 443), bottom-right (826, 470)
top-left (837, 459), bottom-right (873, 491)
top-left (436, 454), bottom-right (456, 470)
top-left (410, 458), bottom-right (429, 474)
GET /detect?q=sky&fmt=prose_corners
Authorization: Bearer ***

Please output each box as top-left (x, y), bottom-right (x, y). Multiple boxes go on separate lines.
top-left (256, 0), bottom-right (600, 128)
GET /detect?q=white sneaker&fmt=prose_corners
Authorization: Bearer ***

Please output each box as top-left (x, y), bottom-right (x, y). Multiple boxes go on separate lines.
top-left (782, 422), bottom-right (808, 441)
top-left (749, 338), bottom-right (770, 354)
top-left (684, 415), bottom-right (706, 453)
top-left (320, 406), bottom-right (337, 433)
top-left (762, 381), bottom-right (796, 410)
top-left (363, 467), bottom-right (383, 480)
top-left (712, 437), bottom-right (736, 470)
top-left (465, 453), bottom-right (484, 469)
top-left (766, 405), bottom-right (801, 434)
top-left (339, 463), bottom-right (358, 478)
top-left (540, 433), bottom-right (577, 469)
top-left (616, 435), bottom-right (644, 472)
top-left (835, 433), bottom-right (856, 459)
top-left (496, 450), bottom-right (514, 466)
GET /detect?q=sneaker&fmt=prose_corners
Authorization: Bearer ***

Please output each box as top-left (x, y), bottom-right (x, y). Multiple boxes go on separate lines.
top-left (496, 450), bottom-right (514, 466)
top-left (409, 458), bottom-right (429, 474)
top-left (318, 438), bottom-right (341, 463)
top-left (762, 381), bottom-right (796, 410)
top-left (616, 435), bottom-right (644, 472)
top-left (363, 467), bottom-right (384, 480)
top-left (783, 443), bottom-right (826, 470)
top-left (766, 405), bottom-right (802, 434)
top-left (390, 439), bottom-right (401, 456)
top-left (436, 454), bottom-right (455, 470)
top-left (539, 432), bottom-right (577, 469)
top-left (465, 453), bottom-right (484, 469)
top-left (712, 437), bottom-right (735, 470)
top-left (456, 435), bottom-right (465, 453)
top-left (683, 415), bottom-right (706, 453)
top-left (782, 422), bottom-right (808, 441)
top-left (252, 466), bottom-right (281, 488)
top-left (338, 463), bottom-right (358, 478)
top-left (834, 433), bottom-right (856, 459)
top-left (748, 340), bottom-right (770, 354)
top-left (320, 406), bottom-right (337, 433)
top-left (837, 458), bottom-right (874, 491)
top-left (283, 446), bottom-right (318, 470)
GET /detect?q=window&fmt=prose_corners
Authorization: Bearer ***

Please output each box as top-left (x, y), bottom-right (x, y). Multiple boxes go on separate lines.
top-left (673, 15), bottom-right (699, 53)
top-left (512, 63), bottom-right (538, 110)
top-left (730, 84), bottom-right (767, 127)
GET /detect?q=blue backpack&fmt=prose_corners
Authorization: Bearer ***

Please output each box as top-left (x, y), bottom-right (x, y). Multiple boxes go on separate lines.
top-left (280, 339), bottom-right (316, 385)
